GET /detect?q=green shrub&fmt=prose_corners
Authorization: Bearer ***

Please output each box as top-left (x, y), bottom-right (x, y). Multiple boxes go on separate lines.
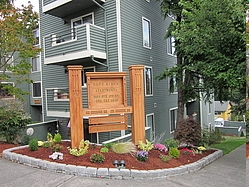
top-left (164, 138), bottom-right (179, 149)
top-left (174, 118), bottom-right (201, 146)
top-left (0, 99), bottom-right (31, 143)
top-left (47, 133), bottom-right (53, 142)
top-left (53, 133), bottom-right (62, 143)
top-left (100, 147), bottom-right (109, 153)
top-left (199, 129), bottom-right (225, 146)
top-left (159, 154), bottom-right (171, 162)
top-left (29, 139), bottom-right (38, 151)
top-left (138, 139), bottom-right (154, 152)
top-left (20, 135), bottom-right (31, 146)
top-left (52, 144), bottom-right (62, 152)
top-left (42, 141), bottom-right (52, 148)
top-left (68, 140), bottom-right (90, 156)
top-left (90, 153), bottom-right (105, 163)
top-left (112, 142), bottom-right (137, 155)
top-left (169, 147), bottom-right (180, 158)
top-left (102, 142), bottom-right (115, 149)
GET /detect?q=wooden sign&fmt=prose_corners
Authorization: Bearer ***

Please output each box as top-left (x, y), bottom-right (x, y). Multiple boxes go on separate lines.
top-left (34, 100), bottom-right (41, 104)
top-left (89, 115), bottom-right (127, 124)
top-left (89, 123), bottom-right (128, 133)
top-left (86, 72), bottom-right (127, 109)
top-left (82, 106), bottom-right (132, 116)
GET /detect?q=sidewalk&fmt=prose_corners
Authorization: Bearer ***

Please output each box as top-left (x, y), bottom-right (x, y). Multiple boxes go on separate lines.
top-left (0, 144), bottom-right (245, 187)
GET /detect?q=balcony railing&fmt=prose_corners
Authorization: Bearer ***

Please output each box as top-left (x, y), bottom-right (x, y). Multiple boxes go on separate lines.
top-left (44, 24), bottom-right (106, 65)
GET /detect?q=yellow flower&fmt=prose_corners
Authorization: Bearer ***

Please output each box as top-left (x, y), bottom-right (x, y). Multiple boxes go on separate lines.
top-left (38, 141), bottom-right (44, 146)
top-left (197, 146), bottom-right (206, 151)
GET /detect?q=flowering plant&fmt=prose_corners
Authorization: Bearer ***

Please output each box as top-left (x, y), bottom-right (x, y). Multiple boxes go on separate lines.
top-left (154, 143), bottom-right (168, 152)
top-left (181, 148), bottom-right (195, 156)
top-left (136, 151), bottom-right (148, 162)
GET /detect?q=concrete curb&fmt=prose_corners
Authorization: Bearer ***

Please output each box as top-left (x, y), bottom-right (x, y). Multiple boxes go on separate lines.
top-left (2, 146), bottom-right (223, 180)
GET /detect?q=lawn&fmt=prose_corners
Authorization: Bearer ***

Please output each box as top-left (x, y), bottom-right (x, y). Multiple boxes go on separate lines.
top-left (211, 136), bottom-right (246, 155)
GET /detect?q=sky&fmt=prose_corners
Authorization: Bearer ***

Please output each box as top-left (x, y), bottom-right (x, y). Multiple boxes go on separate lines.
top-left (13, 0), bottom-right (39, 12)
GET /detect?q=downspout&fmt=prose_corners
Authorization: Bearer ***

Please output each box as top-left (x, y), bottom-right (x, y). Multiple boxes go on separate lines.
top-left (91, 0), bottom-right (109, 71)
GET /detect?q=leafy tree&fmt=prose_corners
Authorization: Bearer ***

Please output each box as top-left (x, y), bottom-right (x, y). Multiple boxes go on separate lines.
top-left (0, 1), bottom-right (40, 99)
top-left (157, 0), bottom-right (245, 122)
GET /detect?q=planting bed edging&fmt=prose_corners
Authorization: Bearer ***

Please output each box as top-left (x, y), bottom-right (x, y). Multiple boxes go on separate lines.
top-left (2, 146), bottom-right (223, 180)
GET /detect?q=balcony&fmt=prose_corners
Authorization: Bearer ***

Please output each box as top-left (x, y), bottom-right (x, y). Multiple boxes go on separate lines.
top-left (43, 0), bottom-right (105, 19)
top-left (44, 24), bottom-right (106, 66)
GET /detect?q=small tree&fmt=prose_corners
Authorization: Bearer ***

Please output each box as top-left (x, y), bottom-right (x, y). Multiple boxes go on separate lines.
top-left (0, 99), bottom-right (31, 143)
top-left (174, 118), bottom-right (201, 146)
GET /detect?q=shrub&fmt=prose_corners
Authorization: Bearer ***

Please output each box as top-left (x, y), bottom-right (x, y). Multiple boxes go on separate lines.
top-left (29, 139), bottom-right (38, 151)
top-left (138, 139), bottom-right (154, 152)
top-left (169, 147), bottom-right (180, 158)
top-left (53, 133), bottom-right (62, 143)
top-left (0, 99), bottom-right (31, 143)
top-left (164, 138), bottom-right (179, 149)
top-left (136, 151), bottom-right (148, 162)
top-left (52, 144), bottom-right (62, 152)
top-left (112, 141), bottom-right (137, 155)
top-left (102, 142), bottom-right (115, 149)
top-left (90, 153), bottom-right (105, 163)
top-left (154, 143), bottom-right (168, 152)
top-left (20, 135), bottom-right (31, 146)
top-left (100, 147), bottom-right (109, 153)
top-left (159, 154), bottom-right (171, 162)
top-left (174, 118), bottom-right (201, 146)
top-left (199, 129), bottom-right (225, 146)
top-left (42, 141), bottom-right (52, 148)
top-left (47, 133), bottom-right (53, 142)
top-left (68, 140), bottom-right (90, 156)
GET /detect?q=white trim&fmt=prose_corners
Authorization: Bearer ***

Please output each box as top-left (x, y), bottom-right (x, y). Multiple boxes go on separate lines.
top-left (44, 50), bottom-right (106, 64)
top-left (32, 81), bottom-right (42, 98)
top-left (116, 0), bottom-right (123, 72)
top-left (43, 0), bottom-right (72, 13)
top-left (142, 17), bottom-right (152, 49)
top-left (144, 66), bottom-right (153, 96)
top-left (86, 24), bottom-right (91, 49)
top-left (169, 107), bottom-right (178, 133)
top-left (71, 12), bottom-right (94, 26)
top-left (146, 113), bottom-right (155, 141)
top-left (31, 55), bottom-right (41, 73)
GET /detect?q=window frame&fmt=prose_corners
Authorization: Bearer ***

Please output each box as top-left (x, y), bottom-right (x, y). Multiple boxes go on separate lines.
top-left (82, 66), bottom-right (96, 87)
top-left (32, 81), bottom-right (41, 98)
top-left (168, 75), bottom-right (177, 94)
top-left (31, 56), bottom-right (41, 72)
top-left (33, 28), bottom-right (39, 45)
top-left (169, 107), bottom-right (178, 133)
top-left (146, 113), bottom-right (155, 142)
top-left (142, 17), bottom-right (152, 49)
top-left (71, 12), bottom-right (94, 28)
top-left (0, 82), bottom-right (15, 99)
top-left (144, 66), bottom-right (153, 96)
top-left (167, 36), bottom-right (176, 56)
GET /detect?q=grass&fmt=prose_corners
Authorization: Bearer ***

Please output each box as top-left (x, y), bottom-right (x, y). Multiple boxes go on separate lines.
top-left (211, 136), bottom-right (246, 155)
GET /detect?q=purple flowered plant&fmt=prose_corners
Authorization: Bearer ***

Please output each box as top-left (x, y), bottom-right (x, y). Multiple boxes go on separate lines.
top-left (136, 151), bottom-right (148, 162)
top-left (154, 143), bottom-right (168, 152)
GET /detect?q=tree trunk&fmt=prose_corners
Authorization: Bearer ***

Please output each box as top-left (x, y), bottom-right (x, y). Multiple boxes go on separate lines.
top-left (177, 55), bottom-right (184, 124)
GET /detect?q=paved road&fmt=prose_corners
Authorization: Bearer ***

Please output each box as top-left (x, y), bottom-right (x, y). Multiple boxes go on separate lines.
top-left (0, 144), bottom-right (245, 187)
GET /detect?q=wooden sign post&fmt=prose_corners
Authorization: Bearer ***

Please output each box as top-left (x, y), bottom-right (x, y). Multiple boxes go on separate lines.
top-left (67, 65), bottom-right (83, 148)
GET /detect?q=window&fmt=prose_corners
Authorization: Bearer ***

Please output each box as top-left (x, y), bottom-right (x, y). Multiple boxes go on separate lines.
top-left (31, 56), bottom-right (40, 72)
top-left (169, 75), bottom-right (177, 93)
top-left (146, 113), bottom-right (155, 142)
top-left (142, 17), bottom-right (151, 48)
top-left (33, 82), bottom-right (41, 97)
top-left (0, 82), bottom-right (14, 99)
top-left (167, 36), bottom-right (176, 55)
top-left (0, 55), bottom-right (13, 72)
top-left (81, 66), bottom-right (95, 86)
top-left (170, 108), bottom-right (177, 132)
top-left (144, 66), bottom-right (153, 96)
top-left (33, 28), bottom-right (39, 45)
top-left (72, 13), bottom-right (93, 28)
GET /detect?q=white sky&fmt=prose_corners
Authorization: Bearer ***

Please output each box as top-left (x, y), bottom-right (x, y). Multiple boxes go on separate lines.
top-left (13, 0), bottom-right (39, 12)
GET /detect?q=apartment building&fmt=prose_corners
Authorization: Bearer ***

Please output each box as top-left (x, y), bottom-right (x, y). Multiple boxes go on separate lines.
top-left (26, 0), bottom-right (214, 143)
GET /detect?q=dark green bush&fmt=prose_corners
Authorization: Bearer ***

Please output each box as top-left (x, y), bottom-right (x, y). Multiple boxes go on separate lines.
top-left (174, 118), bottom-right (201, 146)
top-left (52, 144), bottom-right (62, 152)
top-left (42, 141), bottom-right (52, 148)
top-left (90, 153), bottom-right (105, 163)
top-left (199, 129), bottom-right (225, 146)
top-left (103, 142), bottom-right (115, 149)
top-left (20, 135), bottom-right (31, 146)
top-left (29, 139), bottom-right (38, 151)
top-left (164, 138), bottom-right (179, 149)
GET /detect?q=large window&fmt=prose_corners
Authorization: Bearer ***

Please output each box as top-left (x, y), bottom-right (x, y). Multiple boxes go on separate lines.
top-left (31, 56), bottom-right (40, 72)
top-left (81, 66), bottom-right (95, 86)
top-left (0, 82), bottom-right (14, 99)
top-left (167, 36), bottom-right (176, 55)
top-left (142, 17), bottom-right (151, 48)
top-left (33, 82), bottom-right (41, 97)
top-left (170, 108), bottom-right (177, 132)
top-left (169, 75), bottom-right (177, 93)
top-left (71, 13), bottom-right (93, 28)
top-left (144, 66), bottom-right (153, 96)
top-left (146, 113), bottom-right (155, 142)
